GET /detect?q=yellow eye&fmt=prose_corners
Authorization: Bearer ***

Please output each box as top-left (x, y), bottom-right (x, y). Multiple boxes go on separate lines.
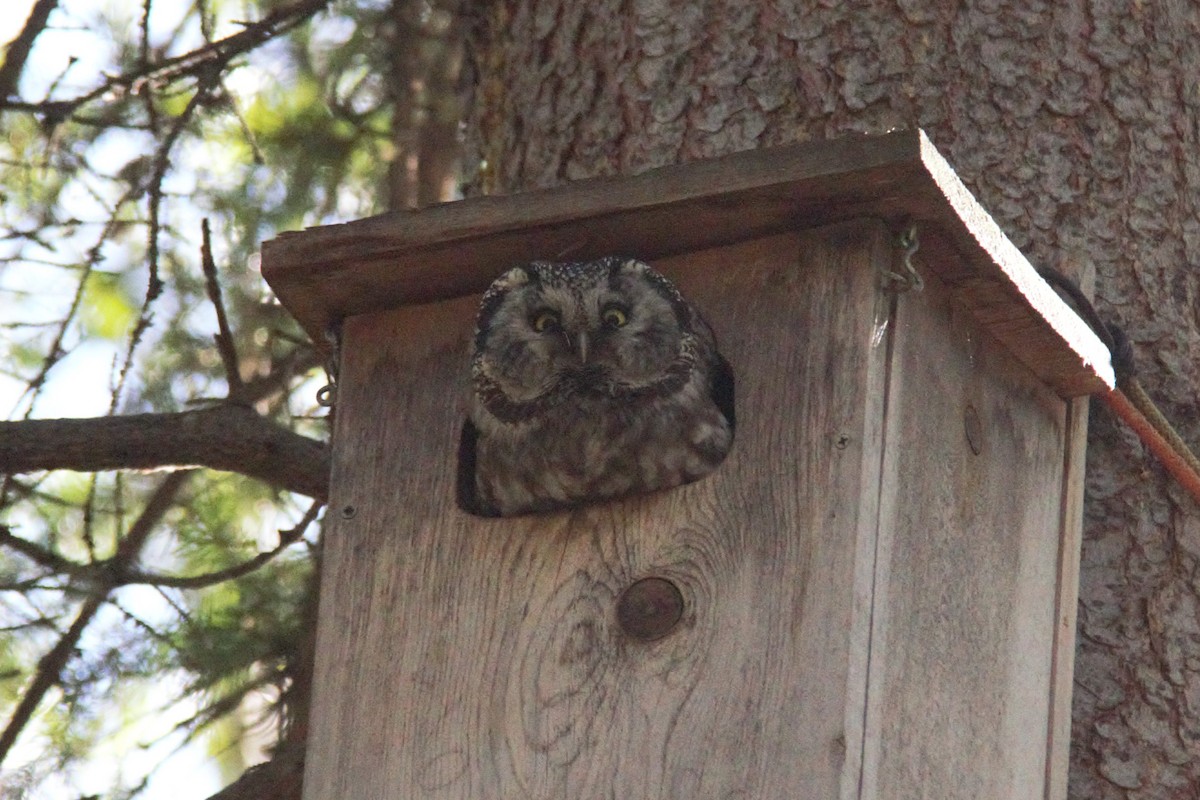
top-left (531, 310), bottom-right (560, 333)
top-left (602, 306), bottom-right (628, 328)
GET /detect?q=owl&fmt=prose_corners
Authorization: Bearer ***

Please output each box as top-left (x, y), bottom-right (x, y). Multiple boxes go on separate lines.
top-left (458, 256), bottom-right (735, 517)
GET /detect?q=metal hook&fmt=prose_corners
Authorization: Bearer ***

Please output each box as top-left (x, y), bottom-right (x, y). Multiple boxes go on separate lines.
top-left (316, 322), bottom-right (342, 408)
top-left (880, 224), bottom-right (924, 293)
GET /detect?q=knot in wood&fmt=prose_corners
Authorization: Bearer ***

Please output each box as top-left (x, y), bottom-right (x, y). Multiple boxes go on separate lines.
top-left (616, 577), bottom-right (684, 641)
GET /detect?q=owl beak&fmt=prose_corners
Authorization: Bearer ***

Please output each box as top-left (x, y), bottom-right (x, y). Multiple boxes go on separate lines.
top-left (575, 331), bottom-right (589, 363)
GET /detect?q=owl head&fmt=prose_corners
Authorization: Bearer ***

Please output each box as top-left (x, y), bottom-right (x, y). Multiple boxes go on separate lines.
top-left (471, 257), bottom-right (698, 413)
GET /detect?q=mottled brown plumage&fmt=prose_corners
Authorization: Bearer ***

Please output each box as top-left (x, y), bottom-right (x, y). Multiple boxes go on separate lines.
top-left (459, 257), bottom-right (734, 517)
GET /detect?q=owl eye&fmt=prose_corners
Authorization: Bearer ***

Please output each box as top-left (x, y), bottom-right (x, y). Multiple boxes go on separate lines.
top-left (601, 305), bottom-right (629, 328)
top-left (530, 309), bottom-right (560, 333)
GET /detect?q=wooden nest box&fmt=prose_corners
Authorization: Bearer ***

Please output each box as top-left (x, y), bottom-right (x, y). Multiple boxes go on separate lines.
top-left (261, 130), bottom-right (1113, 800)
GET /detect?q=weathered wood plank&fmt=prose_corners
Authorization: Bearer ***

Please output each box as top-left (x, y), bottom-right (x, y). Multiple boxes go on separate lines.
top-left (1043, 263), bottom-right (1093, 800)
top-left (860, 267), bottom-right (1068, 799)
top-left (1044, 396), bottom-right (1088, 800)
top-left (260, 130), bottom-right (1112, 398)
top-left (302, 225), bottom-right (891, 800)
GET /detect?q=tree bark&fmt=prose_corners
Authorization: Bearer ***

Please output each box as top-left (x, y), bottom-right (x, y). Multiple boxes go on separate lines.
top-left (0, 0), bottom-right (58, 105)
top-left (384, 0), bottom-right (465, 210)
top-left (0, 405), bottom-right (329, 501)
top-left (466, 2), bottom-right (1200, 797)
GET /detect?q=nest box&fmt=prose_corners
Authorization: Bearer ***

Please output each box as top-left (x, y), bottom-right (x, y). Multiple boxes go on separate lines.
top-left (261, 130), bottom-right (1112, 800)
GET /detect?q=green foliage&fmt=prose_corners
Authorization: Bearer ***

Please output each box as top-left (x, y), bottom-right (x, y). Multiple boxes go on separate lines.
top-left (0, 0), bottom-right (411, 796)
top-left (79, 271), bottom-right (138, 341)
top-left (175, 551), bottom-right (310, 681)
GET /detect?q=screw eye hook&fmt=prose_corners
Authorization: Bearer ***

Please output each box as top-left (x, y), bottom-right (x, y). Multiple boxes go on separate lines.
top-left (880, 224), bottom-right (924, 293)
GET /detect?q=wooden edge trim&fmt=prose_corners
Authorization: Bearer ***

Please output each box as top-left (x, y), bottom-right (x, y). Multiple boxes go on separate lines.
top-left (1043, 397), bottom-right (1088, 800)
top-left (917, 133), bottom-right (1115, 392)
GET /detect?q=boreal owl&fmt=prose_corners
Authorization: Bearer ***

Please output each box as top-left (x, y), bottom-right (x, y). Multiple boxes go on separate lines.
top-left (458, 256), bottom-right (734, 517)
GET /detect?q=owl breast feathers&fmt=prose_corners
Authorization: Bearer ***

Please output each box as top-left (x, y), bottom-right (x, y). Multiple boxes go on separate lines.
top-left (459, 256), bottom-right (734, 517)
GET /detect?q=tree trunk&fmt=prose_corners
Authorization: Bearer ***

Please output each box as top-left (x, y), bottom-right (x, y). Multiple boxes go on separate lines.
top-left (466, 2), bottom-right (1200, 798)
top-left (384, 0), bottom-right (465, 210)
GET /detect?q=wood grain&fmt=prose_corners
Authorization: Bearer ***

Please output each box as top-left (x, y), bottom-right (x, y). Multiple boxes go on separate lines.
top-left (259, 130), bottom-right (1111, 399)
top-left (859, 266), bottom-right (1071, 799)
top-left (302, 224), bottom-right (893, 799)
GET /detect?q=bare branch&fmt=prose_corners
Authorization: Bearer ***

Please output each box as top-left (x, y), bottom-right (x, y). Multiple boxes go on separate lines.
top-left (15, 250), bottom-right (93, 417)
top-left (0, 524), bottom-right (83, 574)
top-left (110, 598), bottom-right (176, 647)
top-left (0, 576), bottom-right (62, 592)
top-left (0, 593), bottom-right (104, 766)
top-left (0, 406), bottom-right (329, 501)
top-left (0, 0), bottom-right (59, 105)
top-left (1, 0), bottom-right (330, 120)
top-left (0, 616), bottom-right (57, 634)
top-left (117, 72), bottom-right (222, 411)
top-left (0, 471), bottom-right (191, 767)
top-left (81, 473), bottom-right (98, 559)
top-left (200, 218), bottom-right (244, 398)
top-left (120, 500), bottom-right (322, 589)
top-left (137, 0), bottom-right (152, 68)
top-left (13, 176), bottom-right (148, 418)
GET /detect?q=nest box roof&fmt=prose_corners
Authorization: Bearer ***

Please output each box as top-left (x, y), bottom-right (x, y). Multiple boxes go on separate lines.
top-left (259, 129), bottom-right (1113, 397)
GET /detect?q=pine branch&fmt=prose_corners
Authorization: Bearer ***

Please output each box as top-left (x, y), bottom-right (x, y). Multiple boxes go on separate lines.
top-left (119, 500), bottom-right (322, 589)
top-left (2, 501), bottom-right (320, 590)
top-left (0, 470), bottom-right (190, 767)
top-left (202, 560), bottom-right (320, 800)
top-left (0, 405), bottom-right (329, 500)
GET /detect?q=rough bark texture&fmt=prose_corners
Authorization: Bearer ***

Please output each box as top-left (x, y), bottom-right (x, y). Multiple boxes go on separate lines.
top-left (466, 2), bottom-right (1200, 797)
top-left (0, 406), bottom-right (330, 501)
